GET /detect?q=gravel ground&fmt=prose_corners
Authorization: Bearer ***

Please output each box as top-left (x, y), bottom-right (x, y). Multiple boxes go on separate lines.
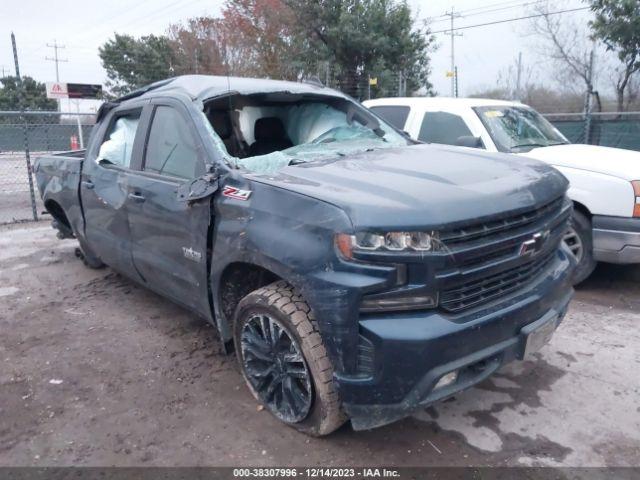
top-left (0, 222), bottom-right (639, 467)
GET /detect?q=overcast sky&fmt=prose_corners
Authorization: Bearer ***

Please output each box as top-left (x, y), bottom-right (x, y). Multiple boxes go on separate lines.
top-left (2, 0), bottom-right (593, 103)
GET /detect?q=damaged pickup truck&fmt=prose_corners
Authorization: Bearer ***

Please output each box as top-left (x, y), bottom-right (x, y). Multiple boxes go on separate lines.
top-left (34, 75), bottom-right (575, 435)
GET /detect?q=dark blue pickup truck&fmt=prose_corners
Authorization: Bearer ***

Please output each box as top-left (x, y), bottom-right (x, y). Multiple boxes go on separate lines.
top-left (34, 75), bottom-right (575, 435)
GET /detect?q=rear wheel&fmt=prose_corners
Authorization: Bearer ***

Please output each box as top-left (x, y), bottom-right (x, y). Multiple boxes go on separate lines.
top-left (233, 280), bottom-right (346, 436)
top-left (563, 210), bottom-right (596, 284)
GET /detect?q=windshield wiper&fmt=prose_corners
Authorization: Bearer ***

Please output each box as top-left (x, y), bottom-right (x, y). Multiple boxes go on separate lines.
top-left (510, 142), bottom-right (547, 150)
top-left (373, 127), bottom-right (386, 139)
top-left (288, 151), bottom-right (346, 167)
top-left (288, 158), bottom-right (306, 166)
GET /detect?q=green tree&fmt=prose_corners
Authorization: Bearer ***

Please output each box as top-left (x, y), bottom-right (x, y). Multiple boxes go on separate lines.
top-left (0, 76), bottom-right (57, 111)
top-left (220, 0), bottom-right (307, 79)
top-left (167, 2), bottom-right (314, 81)
top-left (282, 0), bottom-right (435, 98)
top-left (167, 17), bottom-right (232, 77)
top-left (589, 0), bottom-right (640, 111)
top-left (99, 33), bottom-right (176, 96)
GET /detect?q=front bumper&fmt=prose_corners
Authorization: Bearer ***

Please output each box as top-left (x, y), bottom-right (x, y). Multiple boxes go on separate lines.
top-left (337, 248), bottom-right (574, 431)
top-left (592, 215), bottom-right (640, 264)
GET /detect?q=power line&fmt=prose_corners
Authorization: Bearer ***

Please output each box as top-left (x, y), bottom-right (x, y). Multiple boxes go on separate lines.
top-left (428, 0), bottom-right (545, 21)
top-left (430, 6), bottom-right (591, 35)
top-left (455, 0), bottom-right (538, 14)
top-left (45, 39), bottom-right (68, 82)
top-left (44, 0), bottom-right (212, 55)
top-left (76, 0), bottom-right (210, 62)
top-left (68, 0), bottom-right (179, 44)
top-left (428, 0), bottom-right (555, 25)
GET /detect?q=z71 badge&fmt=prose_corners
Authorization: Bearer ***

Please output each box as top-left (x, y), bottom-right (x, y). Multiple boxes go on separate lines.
top-left (222, 186), bottom-right (252, 201)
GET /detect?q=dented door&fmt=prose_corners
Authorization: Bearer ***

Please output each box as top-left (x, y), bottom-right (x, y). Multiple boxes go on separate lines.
top-left (125, 100), bottom-right (212, 317)
top-left (81, 104), bottom-right (147, 279)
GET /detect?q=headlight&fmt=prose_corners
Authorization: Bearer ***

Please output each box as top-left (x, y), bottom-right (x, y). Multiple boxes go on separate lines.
top-left (632, 181), bottom-right (640, 218)
top-left (336, 231), bottom-right (439, 259)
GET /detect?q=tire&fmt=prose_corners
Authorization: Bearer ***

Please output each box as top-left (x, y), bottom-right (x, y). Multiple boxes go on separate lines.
top-left (74, 239), bottom-right (105, 269)
top-left (563, 210), bottom-right (596, 285)
top-left (233, 280), bottom-right (346, 436)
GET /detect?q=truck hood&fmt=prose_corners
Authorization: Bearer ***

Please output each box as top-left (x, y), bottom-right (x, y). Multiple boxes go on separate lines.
top-left (520, 144), bottom-right (640, 181)
top-left (249, 144), bottom-right (568, 229)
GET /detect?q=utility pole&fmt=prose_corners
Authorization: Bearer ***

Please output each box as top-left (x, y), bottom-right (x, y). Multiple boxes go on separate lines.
top-left (0, 65), bottom-right (8, 78)
top-left (11, 32), bottom-right (38, 221)
top-left (454, 66), bottom-right (459, 98)
top-left (583, 49), bottom-right (595, 144)
top-left (45, 39), bottom-right (67, 82)
top-left (515, 52), bottom-right (523, 101)
top-left (444, 7), bottom-right (462, 97)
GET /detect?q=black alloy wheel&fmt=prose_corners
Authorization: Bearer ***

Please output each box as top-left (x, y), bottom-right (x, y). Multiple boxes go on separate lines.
top-left (240, 313), bottom-right (313, 423)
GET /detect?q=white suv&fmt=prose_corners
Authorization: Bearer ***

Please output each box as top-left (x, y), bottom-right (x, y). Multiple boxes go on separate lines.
top-left (364, 97), bottom-right (640, 283)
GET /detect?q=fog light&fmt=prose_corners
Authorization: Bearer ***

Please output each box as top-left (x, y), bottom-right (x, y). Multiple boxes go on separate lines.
top-left (434, 371), bottom-right (458, 390)
top-left (359, 294), bottom-right (438, 312)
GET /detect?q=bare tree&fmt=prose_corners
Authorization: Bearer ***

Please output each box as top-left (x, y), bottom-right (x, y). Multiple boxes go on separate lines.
top-left (495, 55), bottom-right (535, 101)
top-left (589, 0), bottom-right (640, 112)
top-left (528, 1), bottom-right (596, 97)
top-left (605, 58), bottom-right (640, 112)
top-left (527, 1), bottom-right (640, 112)
top-left (625, 74), bottom-right (640, 110)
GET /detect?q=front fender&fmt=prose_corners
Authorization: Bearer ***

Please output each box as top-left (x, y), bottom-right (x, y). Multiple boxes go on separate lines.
top-left (209, 177), bottom-right (353, 340)
top-left (555, 165), bottom-right (634, 217)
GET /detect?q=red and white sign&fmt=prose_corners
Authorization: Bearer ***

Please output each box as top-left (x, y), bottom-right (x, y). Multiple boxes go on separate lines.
top-left (46, 82), bottom-right (68, 99)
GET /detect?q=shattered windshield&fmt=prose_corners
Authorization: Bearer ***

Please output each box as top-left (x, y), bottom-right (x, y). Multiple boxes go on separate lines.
top-left (201, 94), bottom-right (409, 175)
top-left (474, 106), bottom-right (569, 153)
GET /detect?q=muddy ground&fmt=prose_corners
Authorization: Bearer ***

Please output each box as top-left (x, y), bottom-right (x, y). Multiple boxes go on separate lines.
top-left (0, 222), bottom-right (639, 467)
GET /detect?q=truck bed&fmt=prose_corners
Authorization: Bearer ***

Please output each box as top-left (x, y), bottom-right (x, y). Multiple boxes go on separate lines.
top-left (34, 150), bottom-right (86, 238)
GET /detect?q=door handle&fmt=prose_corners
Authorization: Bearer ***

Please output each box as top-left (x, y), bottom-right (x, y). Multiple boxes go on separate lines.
top-left (128, 192), bottom-right (146, 202)
top-left (82, 180), bottom-right (94, 190)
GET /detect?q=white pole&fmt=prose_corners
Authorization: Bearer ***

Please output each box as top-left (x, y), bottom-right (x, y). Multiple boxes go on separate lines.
top-left (75, 100), bottom-right (84, 149)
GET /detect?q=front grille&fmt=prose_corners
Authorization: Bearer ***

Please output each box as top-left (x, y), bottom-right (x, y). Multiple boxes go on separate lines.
top-left (440, 197), bottom-right (565, 247)
top-left (440, 250), bottom-right (556, 313)
top-left (434, 195), bottom-right (570, 275)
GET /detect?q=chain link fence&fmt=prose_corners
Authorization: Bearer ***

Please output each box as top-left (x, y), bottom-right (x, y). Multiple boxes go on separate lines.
top-left (1, 105), bottom-right (639, 225)
top-left (544, 112), bottom-right (640, 151)
top-left (0, 111), bottom-right (95, 224)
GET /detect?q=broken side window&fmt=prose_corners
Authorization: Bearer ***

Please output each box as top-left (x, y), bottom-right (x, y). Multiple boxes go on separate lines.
top-left (97, 110), bottom-right (141, 168)
top-left (144, 106), bottom-right (204, 180)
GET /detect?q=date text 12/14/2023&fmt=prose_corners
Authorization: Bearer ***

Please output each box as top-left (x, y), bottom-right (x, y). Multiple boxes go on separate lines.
top-left (232, 468), bottom-right (400, 478)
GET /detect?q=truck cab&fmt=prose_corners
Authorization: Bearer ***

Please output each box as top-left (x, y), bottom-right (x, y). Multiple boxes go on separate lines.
top-left (364, 97), bottom-right (640, 283)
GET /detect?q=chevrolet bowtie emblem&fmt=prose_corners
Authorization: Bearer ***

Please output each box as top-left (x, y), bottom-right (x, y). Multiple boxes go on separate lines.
top-left (519, 230), bottom-right (550, 257)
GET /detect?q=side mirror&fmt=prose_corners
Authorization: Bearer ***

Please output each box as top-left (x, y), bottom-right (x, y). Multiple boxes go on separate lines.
top-left (456, 135), bottom-right (484, 149)
top-left (177, 173), bottom-right (219, 202)
top-left (96, 157), bottom-right (115, 166)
